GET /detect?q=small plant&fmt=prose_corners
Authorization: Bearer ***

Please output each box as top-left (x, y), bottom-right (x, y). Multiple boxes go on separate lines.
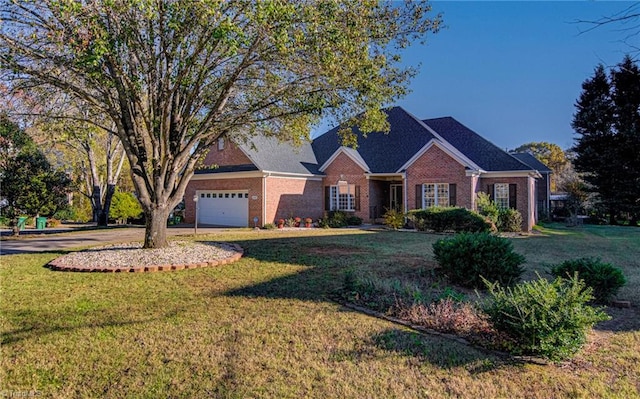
top-left (285, 217), bottom-right (296, 228)
top-left (263, 223), bottom-right (275, 230)
top-left (550, 257), bottom-right (626, 304)
top-left (46, 218), bottom-right (62, 228)
top-left (483, 274), bottom-right (610, 361)
top-left (383, 208), bottom-right (405, 229)
top-left (497, 208), bottom-right (523, 232)
top-left (436, 286), bottom-right (466, 302)
top-left (432, 232), bottom-right (525, 289)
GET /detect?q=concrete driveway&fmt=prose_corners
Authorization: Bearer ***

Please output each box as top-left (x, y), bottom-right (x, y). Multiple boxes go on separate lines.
top-left (0, 225), bottom-right (230, 255)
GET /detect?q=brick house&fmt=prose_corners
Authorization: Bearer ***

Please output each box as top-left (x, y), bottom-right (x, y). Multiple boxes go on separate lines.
top-left (184, 107), bottom-right (549, 231)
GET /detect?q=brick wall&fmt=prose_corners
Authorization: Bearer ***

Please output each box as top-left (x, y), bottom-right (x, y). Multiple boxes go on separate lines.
top-left (405, 145), bottom-right (472, 209)
top-left (479, 176), bottom-right (534, 231)
top-left (322, 152), bottom-right (370, 220)
top-left (265, 176), bottom-right (324, 223)
top-left (202, 140), bottom-right (253, 166)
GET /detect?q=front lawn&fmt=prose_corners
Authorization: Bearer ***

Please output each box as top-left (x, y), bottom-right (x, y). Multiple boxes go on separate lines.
top-left (1, 226), bottom-right (639, 398)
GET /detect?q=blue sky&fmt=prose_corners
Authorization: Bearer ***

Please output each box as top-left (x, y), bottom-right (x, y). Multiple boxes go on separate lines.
top-left (316, 1), bottom-right (638, 151)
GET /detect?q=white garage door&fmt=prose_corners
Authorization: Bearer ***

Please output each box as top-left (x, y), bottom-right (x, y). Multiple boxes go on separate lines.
top-left (197, 190), bottom-right (249, 227)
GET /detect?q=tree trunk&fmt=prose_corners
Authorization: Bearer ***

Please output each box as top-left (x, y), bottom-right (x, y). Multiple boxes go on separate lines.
top-left (98, 184), bottom-right (116, 226)
top-left (608, 206), bottom-right (618, 225)
top-left (143, 207), bottom-right (170, 248)
top-left (92, 184), bottom-right (105, 225)
top-left (11, 217), bottom-right (20, 237)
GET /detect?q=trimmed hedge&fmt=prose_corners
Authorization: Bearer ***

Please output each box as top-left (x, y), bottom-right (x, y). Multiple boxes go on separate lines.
top-left (497, 208), bottom-right (523, 232)
top-left (483, 275), bottom-right (610, 361)
top-left (550, 257), bottom-right (626, 304)
top-left (407, 207), bottom-right (492, 233)
top-left (433, 232), bottom-right (525, 288)
top-left (318, 211), bottom-right (363, 228)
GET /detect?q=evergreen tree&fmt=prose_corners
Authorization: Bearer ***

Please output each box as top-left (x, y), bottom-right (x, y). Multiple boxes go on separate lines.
top-left (572, 57), bottom-right (640, 225)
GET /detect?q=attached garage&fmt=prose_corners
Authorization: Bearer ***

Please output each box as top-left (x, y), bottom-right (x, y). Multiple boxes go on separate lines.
top-left (197, 190), bottom-right (249, 227)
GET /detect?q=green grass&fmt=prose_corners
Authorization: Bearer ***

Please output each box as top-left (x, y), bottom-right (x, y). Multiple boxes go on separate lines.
top-left (1, 226), bottom-right (639, 398)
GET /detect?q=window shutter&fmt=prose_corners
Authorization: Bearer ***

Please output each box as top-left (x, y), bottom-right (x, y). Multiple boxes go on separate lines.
top-left (415, 185), bottom-right (422, 209)
top-left (509, 184), bottom-right (517, 209)
top-left (324, 186), bottom-right (331, 211)
top-left (354, 186), bottom-right (361, 211)
top-left (449, 184), bottom-right (457, 206)
top-left (487, 184), bottom-right (494, 201)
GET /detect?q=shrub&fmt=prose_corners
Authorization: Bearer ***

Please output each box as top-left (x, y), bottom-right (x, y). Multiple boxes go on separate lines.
top-left (262, 223), bottom-right (275, 230)
top-left (432, 232), bottom-right (525, 288)
top-left (497, 208), bottom-right (523, 232)
top-left (285, 217), bottom-right (296, 227)
top-left (318, 211), bottom-right (362, 228)
top-left (476, 192), bottom-right (499, 225)
top-left (550, 257), bottom-right (626, 304)
top-left (46, 218), bottom-right (62, 228)
top-left (346, 215), bottom-right (363, 226)
top-left (483, 275), bottom-right (610, 361)
top-left (110, 190), bottom-right (142, 224)
top-left (383, 208), bottom-right (405, 229)
top-left (407, 207), bottom-right (492, 233)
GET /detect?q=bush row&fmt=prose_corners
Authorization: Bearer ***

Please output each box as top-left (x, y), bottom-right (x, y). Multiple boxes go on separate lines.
top-left (406, 207), bottom-right (493, 233)
top-left (318, 211), bottom-right (362, 228)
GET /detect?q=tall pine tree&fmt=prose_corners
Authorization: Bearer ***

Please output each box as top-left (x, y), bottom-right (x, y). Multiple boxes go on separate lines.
top-left (572, 56), bottom-right (640, 225)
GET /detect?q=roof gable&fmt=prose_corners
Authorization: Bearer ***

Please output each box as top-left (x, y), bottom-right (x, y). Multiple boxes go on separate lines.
top-left (319, 146), bottom-right (370, 173)
top-left (312, 106), bottom-right (437, 173)
top-left (422, 117), bottom-right (533, 172)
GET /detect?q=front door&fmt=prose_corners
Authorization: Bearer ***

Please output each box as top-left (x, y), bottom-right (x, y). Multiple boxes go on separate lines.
top-left (390, 184), bottom-right (403, 212)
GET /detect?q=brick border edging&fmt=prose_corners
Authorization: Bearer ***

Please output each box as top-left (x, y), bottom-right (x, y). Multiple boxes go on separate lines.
top-left (47, 243), bottom-right (244, 273)
top-left (336, 300), bottom-right (550, 365)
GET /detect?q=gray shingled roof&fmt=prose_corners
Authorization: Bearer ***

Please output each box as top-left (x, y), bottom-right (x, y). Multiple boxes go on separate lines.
top-left (511, 152), bottom-right (552, 173)
top-left (312, 106), bottom-right (436, 173)
top-left (240, 135), bottom-right (321, 175)
top-left (422, 117), bottom-right (533, 172)
top-left (199, 106), bottom-right (538, 176)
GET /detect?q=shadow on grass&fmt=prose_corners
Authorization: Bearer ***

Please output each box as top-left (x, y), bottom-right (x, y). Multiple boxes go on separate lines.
top-left (224, 232), bottom-right (387, 301)
top-left (336, 328), bottom-right (509, 372)
top-left (1, 308), bottom-right (181, 345)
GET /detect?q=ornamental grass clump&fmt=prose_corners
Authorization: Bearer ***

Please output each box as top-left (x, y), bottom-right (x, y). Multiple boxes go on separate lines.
top-left (432, 232), bottom-right (525, 289)
top-left (483, 274), bottom-right (610, 361)
top-left (550, 257), bottom-right (626, 304)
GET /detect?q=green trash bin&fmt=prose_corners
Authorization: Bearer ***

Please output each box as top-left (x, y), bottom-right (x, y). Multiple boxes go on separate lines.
top-left (36, 217), bottom-right (47, 230)
top-left (17, 217), bottom-right (27, 231)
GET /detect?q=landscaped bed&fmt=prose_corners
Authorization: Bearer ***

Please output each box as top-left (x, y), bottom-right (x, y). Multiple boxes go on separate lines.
top-left (1, 225), bottom-right (638, 398)
top-left (47, 241), bottom-right (243, 272)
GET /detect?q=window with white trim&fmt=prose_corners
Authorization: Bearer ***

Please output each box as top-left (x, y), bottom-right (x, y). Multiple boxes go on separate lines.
top-left (422, 183), bottom-right (449, 208)
top-left (495, 183), bottom-right (509, 209)
top-left (330, 182), bottom-right (355, 211)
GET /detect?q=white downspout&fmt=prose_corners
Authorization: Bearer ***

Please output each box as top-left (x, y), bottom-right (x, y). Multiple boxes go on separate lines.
top-left (262, 173), bottom-right (268, 225)
top-left (402, 172), bottom-right (408, 212)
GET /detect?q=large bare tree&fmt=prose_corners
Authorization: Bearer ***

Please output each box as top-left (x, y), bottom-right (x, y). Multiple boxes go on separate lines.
top-left (0, 0), bottom-right (441, 248)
